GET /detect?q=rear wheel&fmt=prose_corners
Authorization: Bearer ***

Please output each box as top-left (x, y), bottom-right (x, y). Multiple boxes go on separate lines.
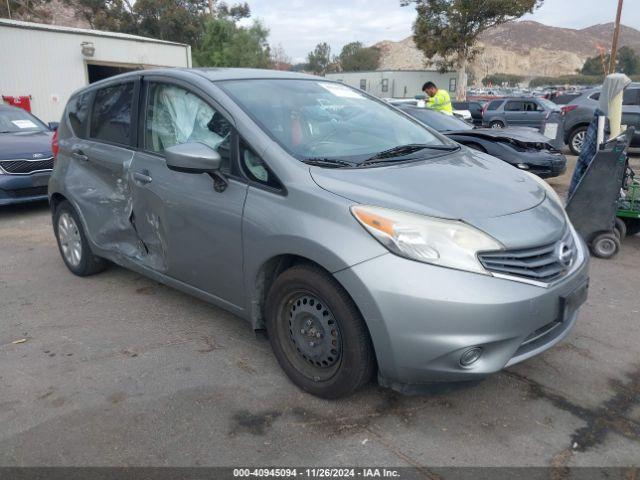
top-left (53, 201), bottom-right (107, 276)
top-left (568, 126), bottom-right (587, 156)
top-left (591, 232), bottom-right (620, 259)
top-left (490, 120), bottom-right (505, 129)
top-left (265, 264), bottom-right (375, 399)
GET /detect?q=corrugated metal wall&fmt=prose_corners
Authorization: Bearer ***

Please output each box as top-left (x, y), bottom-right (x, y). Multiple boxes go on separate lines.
top-left (325, 70), bottom-right (458, 99)
top-left (0, 24), bottom-right (192, 122)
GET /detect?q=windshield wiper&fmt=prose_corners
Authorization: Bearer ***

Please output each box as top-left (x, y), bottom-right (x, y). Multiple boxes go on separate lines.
top-left (302, 158), bottom-right (355, 168)
top-left (360, 143), bottom-right (459, 165)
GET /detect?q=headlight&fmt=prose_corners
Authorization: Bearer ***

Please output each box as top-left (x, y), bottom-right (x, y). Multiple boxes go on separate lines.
top-left (351, 205), bottom-right (503, 274)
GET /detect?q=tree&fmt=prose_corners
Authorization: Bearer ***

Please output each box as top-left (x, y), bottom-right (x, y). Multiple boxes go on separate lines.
top-left (581, 54), bottom-right (607, 76)
top-left (401, 0), bottom-right (543, 101)
top-left (338, 42), bottom-right (380, 72)
top-left (193, 18), bottom-right (270, 68)
top-left (581, 46), bottom-right (640, 76)
top-left (270, 44), bottom-right (292, 71)
top-left (616, 46), bottom-right (640, 75)
top-left (68, 0), bottom-right (250, 48)
top-left (307, 42), bottom-right (332, 75)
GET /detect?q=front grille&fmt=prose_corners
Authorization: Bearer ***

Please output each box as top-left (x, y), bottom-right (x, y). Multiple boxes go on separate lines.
top-left (0, 158), bottom-right (54, 174)
top-left (479, 228), bottom-right (577, 284)
top-left (7, 186), bottom-right (48, 198)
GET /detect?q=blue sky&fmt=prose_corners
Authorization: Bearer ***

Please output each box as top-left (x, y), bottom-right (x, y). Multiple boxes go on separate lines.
top-left (239, 0), bottom-right (638, 63)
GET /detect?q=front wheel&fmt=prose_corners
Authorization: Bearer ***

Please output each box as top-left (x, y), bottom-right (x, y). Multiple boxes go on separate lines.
top-left (490, 120), bottom-right (505, 129)
top-left (265, 264), bottom-right (376, 399)
top-left (53, 201), bottom-right (107, 276)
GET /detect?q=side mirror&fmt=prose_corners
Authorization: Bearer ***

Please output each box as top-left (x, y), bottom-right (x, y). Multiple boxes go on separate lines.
top-left (165, 142), bottom-right (221, 173)
top-left (48, 122), bottom-right (59, 131)
top-left (165, 142), bottom-right (227, 192)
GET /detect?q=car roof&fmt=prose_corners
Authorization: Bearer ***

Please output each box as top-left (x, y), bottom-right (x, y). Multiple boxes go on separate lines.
top-left (82, 67), bottom-right (319, 88)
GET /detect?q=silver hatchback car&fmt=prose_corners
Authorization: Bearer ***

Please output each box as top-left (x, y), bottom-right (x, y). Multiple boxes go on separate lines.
top-left (49, 69), bottom-right (589, 398)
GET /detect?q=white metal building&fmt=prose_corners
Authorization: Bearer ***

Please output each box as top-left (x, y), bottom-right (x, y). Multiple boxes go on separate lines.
top-left (0, 19), bottom-right (192, 122)
top-left (325, 70), bottom-right (458, 99)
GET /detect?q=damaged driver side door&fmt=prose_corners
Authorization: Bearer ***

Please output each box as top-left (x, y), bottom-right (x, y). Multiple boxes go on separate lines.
top-left (127, 79), bottom-right (248, 309)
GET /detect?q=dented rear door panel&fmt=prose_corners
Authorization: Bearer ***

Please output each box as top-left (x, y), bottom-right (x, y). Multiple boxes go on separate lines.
top-left (66, 140), bottom-right (141, 258)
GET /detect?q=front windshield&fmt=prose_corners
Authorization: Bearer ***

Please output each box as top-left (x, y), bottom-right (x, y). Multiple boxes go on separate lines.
top-left (219, 79), bottom-right (452, 163)
top-left (402, 108), bottom-right (473, 132)
top-left (0, 108), bottom-right (47, 133)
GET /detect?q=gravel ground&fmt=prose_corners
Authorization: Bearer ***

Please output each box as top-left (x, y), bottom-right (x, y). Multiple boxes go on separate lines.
top-left (0, 155), bottom-right (639, 468)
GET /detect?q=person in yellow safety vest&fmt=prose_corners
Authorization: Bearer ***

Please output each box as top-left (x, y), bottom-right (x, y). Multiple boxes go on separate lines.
top-left (422, 81), bottom-right (453, 115)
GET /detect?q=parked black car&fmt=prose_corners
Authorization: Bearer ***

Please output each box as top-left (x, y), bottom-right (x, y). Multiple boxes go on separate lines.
top-left (452, 100), bottom-right (485, 126)
top-left (399, 106), bottom-right (567, 178)
top-left (0, 105), bottom-right (57, 205)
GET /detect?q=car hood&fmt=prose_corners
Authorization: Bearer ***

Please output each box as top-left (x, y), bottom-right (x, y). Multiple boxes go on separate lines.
top-left (0, 131), bottom-right (53, 160)
top-left (310, 148), bottom-right (546, 221)
top-left (447, 127), bottom-right (552, 144)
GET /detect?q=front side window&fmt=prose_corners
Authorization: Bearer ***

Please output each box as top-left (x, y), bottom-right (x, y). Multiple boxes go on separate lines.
top-left (67, 92), bottom-right (91, 138)
top-left (240, 139), bottom-right (281, 189)
top-left (145, 83), bottom-right (231, 173)
top-left (487, 100), bottom-right (502, 111)
top-left (0, 107), bottom-right (47, 134)
top-left (90, 82), bottom-right (134, 145)
top-left (219, 79), bottom-right (451, 165)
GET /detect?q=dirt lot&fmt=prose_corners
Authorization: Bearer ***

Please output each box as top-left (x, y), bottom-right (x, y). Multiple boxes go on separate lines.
top-left (1, 155), bottom-right (639, 468)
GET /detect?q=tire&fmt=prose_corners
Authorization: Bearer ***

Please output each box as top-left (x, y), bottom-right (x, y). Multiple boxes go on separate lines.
top-left (568, 126), bottom-right (588, 156)
top-left (590, 232), bottom-right (620, 259)
top-left (490, 120), bottom-right (505, 129)
top-left (53, 200), bottom-right (107, 276)
top-left (265, 264), bottom-right (376, 399)
top-left (615, 217), bottom-right (627, 240)
top-left (623, 218), bottom-right (640, 236)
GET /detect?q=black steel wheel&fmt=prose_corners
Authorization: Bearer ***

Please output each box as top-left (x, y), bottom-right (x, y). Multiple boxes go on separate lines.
top-left (265, 264), bottom-right (375, 398)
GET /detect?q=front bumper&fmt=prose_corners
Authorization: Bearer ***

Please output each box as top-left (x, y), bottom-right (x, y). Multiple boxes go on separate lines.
top-left (0, 172), bottom-right (51, 206)
top-left (335, 238), bottom-right (589, 393)
top-left (520, 152), bottom-right (567, 178)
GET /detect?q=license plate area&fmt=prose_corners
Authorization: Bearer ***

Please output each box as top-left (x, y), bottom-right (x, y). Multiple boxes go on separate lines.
top-left (559, 279), bottom-right (589, 322)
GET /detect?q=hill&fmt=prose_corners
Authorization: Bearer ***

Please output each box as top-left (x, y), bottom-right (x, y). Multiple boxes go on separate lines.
top-left (375, 21), bottom-right (640, 79)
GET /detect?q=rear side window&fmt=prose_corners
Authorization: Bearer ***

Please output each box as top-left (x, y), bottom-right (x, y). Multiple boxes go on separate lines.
top-left (90, 82), bottom-right (134, 146)
top-left (67, 92), bottom-right (91, 138)
top-left (487, 100), bottom-right (502, 111)
top-left (504, 101), bottom-right (523, 111)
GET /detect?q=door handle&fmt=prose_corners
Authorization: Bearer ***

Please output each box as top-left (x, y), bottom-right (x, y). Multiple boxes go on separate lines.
top-left (133, 171), bottom-right (153, 184)
top-left (72, 150), bottom-right (88, 162)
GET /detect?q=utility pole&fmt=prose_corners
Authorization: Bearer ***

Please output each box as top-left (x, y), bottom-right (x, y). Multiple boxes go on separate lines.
top-left (608, 0), bottom-right (624, 74)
